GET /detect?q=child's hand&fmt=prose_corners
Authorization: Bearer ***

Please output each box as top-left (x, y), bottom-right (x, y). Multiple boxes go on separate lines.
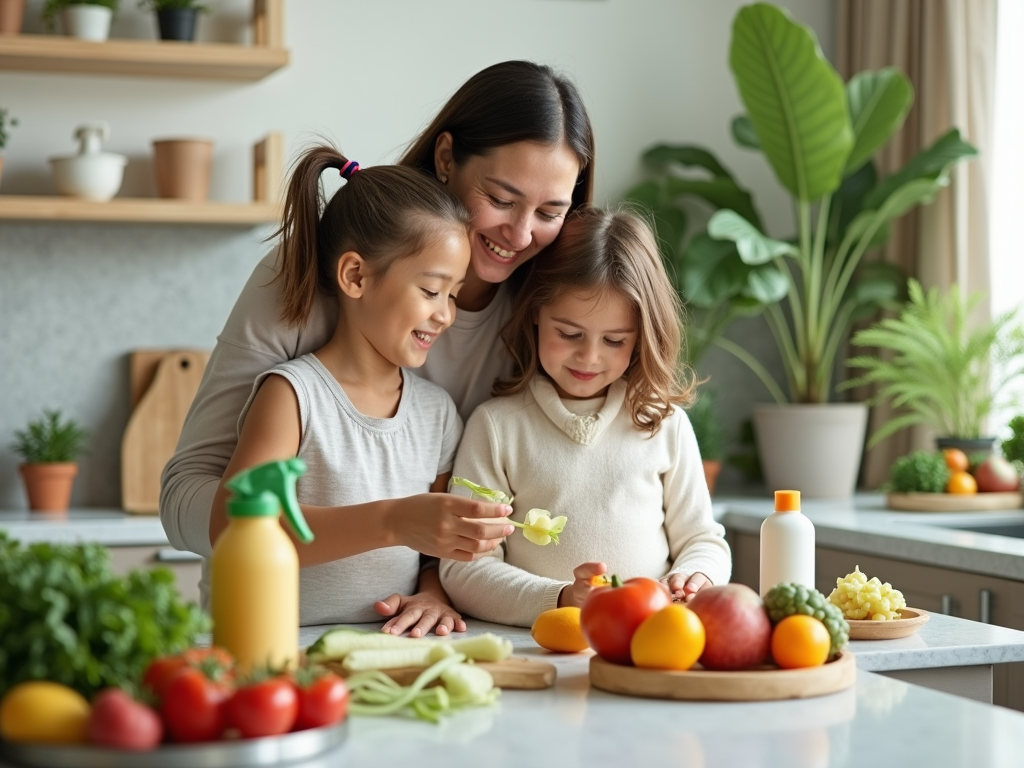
top-left (390, 494), bottom-right (515, 561)
top-left (558, 562), bottom-right (608, 608)
top-left (661, 572), bottom-right (711, 602)
top-left (374, 592), bottom-right (468, 637)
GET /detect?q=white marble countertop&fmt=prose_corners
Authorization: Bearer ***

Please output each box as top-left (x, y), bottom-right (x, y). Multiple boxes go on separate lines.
top-left (0, 508), bottom-right (170, 547)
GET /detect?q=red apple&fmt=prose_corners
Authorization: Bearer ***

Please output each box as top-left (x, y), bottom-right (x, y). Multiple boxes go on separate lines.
top-left (88, 688), bottom-right (163, 751)
top-left (973, 455), bottom-right (1021, 493)
top-left (687, 584), bottom-right (772, 671)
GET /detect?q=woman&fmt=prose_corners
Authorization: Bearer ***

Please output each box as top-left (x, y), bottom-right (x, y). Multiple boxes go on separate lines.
top-left (160, 60), bottom-right (595, 635)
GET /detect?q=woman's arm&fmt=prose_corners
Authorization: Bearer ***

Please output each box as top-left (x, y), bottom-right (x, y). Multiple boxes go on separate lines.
top-left (210, 377), bottom-right (514, 566)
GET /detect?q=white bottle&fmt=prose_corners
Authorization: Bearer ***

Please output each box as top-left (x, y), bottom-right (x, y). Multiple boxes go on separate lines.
top-left (759, 490), bottom-right (815, 597)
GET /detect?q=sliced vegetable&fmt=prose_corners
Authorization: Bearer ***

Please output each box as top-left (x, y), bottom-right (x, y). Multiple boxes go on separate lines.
top-left (450, 477), bottom-right (514, 505)
top-left (306, 628), bottom-right (436, 662)
top-left (307, 628), bottom-right (513, 665)
top-left (342, 647), bottom-right (436, 672)
top-left (508, 508), bottom-right (568, 546)
top-left (440, 664), bottom-right (498, 707)
top-left (448, 633), bottom-right (513, 662)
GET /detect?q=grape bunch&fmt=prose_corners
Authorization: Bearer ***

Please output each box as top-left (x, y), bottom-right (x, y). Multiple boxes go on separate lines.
top-left (828, 565), bottom-right (906, 621)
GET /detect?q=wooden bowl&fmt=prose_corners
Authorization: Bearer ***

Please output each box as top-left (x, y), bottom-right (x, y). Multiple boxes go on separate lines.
top-left (846, 607), bottom-right (929, 640)
top-left (589, 649), bottom-right (855, 701)
top-left (887, 492), bottom-right (1023, 512)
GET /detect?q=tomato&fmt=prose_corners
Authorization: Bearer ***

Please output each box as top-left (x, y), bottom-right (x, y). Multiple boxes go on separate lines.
top-left (160, 666), bottom-right (233, 743)
top-left (88, 689), bottom-right (163, 751)
top-left (580, 576), bottom-right (672, 665)
top-left (226, 677), bottom-right (298, 738)
top-left (144, 647), bottom-right (234, 701)
top-left (292, 669), bottom-right (349, 730)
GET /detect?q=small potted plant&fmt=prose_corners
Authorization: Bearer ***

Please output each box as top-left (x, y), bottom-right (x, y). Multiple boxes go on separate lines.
top-left (0, 106), bottom-right (16, 190)
top-left (687, 389), bottom-right (725, 495)
top-left (138, 0), bottom-right (206, 42)
top-left (42, 0), bottom-right (119, 42)
top-left (11, 409), bottom-right (89, 512)
top-left (844, 279), bottom-right (1024, 454)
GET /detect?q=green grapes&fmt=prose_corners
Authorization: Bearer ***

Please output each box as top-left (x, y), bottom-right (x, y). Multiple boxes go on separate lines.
top-left (828, 565), bottom-right (907, 621)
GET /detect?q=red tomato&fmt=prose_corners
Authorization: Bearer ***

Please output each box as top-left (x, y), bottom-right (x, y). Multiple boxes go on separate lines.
top-left (292, 670), bottom-right (349, 730)
top-left (581, 576), bottom-right (672, 665)
top-left (160, 666), bottom-right (233, 743)
top-left (88, 688), bottom-right (163, 751)
top-left (226, 677), bottom-right (298, 738)
top-left (144, 647), bottom-right (234, 701)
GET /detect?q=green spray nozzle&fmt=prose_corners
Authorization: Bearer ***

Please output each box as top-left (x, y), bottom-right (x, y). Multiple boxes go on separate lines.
top-left (225, 458), bottom-right (314, 543)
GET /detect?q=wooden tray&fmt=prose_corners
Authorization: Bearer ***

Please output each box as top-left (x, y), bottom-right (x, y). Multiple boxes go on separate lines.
top-left (887, 492), bottom-right (1024, 512)
top-left (327, 656), bottom-right (556, 690)
top-left (846, 607), bottom-right (929, 640)
top-left (589, 650), bottom-right (855, 702)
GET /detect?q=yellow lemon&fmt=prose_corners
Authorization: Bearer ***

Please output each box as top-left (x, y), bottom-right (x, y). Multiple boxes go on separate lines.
top-left (630, 604), bottom-right (705, 671)
top-left (0, 681), bottom-right (91, 744)
top-left (531, 607), bottom-right (590, 653)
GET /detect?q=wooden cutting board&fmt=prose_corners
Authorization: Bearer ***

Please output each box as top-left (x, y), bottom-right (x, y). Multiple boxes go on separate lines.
top-left (121, 349), bottom-right (209, 514)
top-left (887, 492), bottom-right (1024, 512)
top-left (327, 656), bottom-right (557, 690)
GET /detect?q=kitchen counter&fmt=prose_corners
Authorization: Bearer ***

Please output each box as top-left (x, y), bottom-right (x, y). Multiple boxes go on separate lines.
top-left (0, 508), bottom-right (170, 547)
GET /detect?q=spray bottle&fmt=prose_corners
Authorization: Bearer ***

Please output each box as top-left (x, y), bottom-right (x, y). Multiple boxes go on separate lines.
top-left (759, 490), bottom-right (815, 597)
top-left (211, 458), bottom-right (313, 672)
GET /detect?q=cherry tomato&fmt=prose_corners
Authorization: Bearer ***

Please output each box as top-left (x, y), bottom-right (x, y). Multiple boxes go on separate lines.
top-left (292, 669), bottom-right (349, 730)
top-left (226, 677), bottom-right (298, 738)
top-left (580, 576), bottom-right (672, 665)
top-left (160, 666), bottom-right (233, 743)
top-left (143, 647), bottom-right (234, 701)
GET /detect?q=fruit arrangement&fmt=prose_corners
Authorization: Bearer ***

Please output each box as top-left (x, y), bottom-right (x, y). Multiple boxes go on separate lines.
top-left (827, 566), bottom-right (907, 621)
top-left (889, 448), bottom-right (1021, 495)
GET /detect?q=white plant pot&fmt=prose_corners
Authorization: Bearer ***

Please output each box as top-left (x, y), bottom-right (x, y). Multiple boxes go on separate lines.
top-left (62, 5), bottom-right (112, 42)
top-left (753, 403), bottom-right (868, 498)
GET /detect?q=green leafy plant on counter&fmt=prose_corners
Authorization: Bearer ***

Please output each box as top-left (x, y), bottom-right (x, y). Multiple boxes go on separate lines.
top-left (1001, 416), bottom-right (1024, 474)
top-left (42, 0), bottom-right (120, 31)
top-left (844, 280), bottom-right (1024, 445)
top-left (11, 409), bottom-right (89, 464)
top-left (0, 532), bottom-right (208, 699)
top-left (0, 108), bottom-right (17, 151)
top-left (625, 2), bottom-right (976, 404)
top-left (687, 390), bottom-right (724, 462)
top-left (888, 451), bottom-right (950, 493)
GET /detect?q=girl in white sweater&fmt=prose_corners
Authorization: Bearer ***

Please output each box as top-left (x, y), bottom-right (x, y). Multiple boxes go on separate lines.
top-left (440, 206), bottom-right (732, 627)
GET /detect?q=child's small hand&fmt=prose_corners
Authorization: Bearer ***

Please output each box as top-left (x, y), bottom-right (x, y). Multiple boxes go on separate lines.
top-left (374, 592), bottom-right (468, 637)
top-left (558, 562), bottom-right (608, 608)
top-left (661, 572), bottom-right (711, 602)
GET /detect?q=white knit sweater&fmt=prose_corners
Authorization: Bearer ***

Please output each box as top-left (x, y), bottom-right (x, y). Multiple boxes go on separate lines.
top-left (439, 376), bottom-right (732, 627)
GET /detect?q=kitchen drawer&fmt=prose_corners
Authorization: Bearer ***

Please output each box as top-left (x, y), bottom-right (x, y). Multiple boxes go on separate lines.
top-left (107, 545), bottom-right (202, 605)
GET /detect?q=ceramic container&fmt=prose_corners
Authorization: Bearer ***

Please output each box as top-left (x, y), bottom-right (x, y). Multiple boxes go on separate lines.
top-left (49, 122), bottom-right (127, 201)
top-left (61, 5), bottom-right (112, 42)
top-left (152, 138), bottom-right (214, 200)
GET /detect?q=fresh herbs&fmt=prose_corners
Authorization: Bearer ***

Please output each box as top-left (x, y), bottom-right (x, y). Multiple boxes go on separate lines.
top-left (1002, 416), bottom-right (1024, 473)
top-left (0, 532), bottom-right (208, 698)
top-left (11, 409), bottom-right (88, 464)
top-left (888, 451), bottom-right (950, 493)
top-left (450, 477), bottom-right (566, 546)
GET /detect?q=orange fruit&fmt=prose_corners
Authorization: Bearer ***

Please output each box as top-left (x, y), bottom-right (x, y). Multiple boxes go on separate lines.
top-left (630, 604), bottom-right (705, 671)
top-left (770, 615), bottom-right (830, 669)
top-left (531, 607), bottom-right (590, 653)
top-left (943, 448), bottom-right (969, 473)
top-left (946, 470), bottom-right (978, 494)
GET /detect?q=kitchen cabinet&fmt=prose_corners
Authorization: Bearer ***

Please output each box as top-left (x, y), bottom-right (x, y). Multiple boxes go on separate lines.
top-left (730, 530), bottom-right (1024, 711)
top-left (106, 544), bottom-right (202, 604)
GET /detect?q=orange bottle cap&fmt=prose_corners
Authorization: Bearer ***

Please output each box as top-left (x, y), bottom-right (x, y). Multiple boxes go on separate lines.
top-left (775, 490), bottom-right (801, 512)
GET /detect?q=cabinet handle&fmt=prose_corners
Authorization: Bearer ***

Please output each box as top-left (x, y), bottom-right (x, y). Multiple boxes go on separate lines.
top-left (155, 548), bottom-right (203, 563)
top-left (979, 589), bottom-right (992, 624)
top-left (940, 593), bottom-right (953, 615)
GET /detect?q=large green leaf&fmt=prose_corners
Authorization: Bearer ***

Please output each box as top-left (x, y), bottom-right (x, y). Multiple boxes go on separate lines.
top-left (680, 234), bottom-right (747, 308)
top-left (743, 264), bottom-right (788, 304)
top-left (643, 145), bottom-right (734, 179)
top-left (729, 3), bottom-right (853, 202)
top-left (663, 177), bottom-right (762, 228)
top-left (624, 180), bottom-right (689, 262)
top-left (863, 129), bottom-right (977, 210)
top-left (846, 261), bottom-right (906, 321)
top-left (708, 209), bottom-right (796, 265)
top-left (833, 161), bottom-right (877, 236)
top-left (844, 68), bottom-right (914, 174)
top-left (731, 115), bottom-right (761, 149)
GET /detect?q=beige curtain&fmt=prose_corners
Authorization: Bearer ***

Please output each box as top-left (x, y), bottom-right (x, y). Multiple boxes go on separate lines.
top-left (836, 0), bottom-right (997, 487)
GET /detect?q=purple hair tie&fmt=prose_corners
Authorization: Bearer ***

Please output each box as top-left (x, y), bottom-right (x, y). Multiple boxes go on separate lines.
top-left (339, 160), bottom-right (360, 179)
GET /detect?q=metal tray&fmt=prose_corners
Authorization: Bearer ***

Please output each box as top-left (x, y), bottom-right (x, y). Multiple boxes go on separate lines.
top-left (0, 720), bottom-right (347, 768)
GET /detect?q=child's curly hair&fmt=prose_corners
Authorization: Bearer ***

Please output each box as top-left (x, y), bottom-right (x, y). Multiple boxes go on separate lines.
top-left (495, 205), bottom-right (695, 433)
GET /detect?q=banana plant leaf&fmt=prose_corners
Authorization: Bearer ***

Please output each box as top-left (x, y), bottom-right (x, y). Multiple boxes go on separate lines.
top-left (845, 68), bottom-right (914, 174)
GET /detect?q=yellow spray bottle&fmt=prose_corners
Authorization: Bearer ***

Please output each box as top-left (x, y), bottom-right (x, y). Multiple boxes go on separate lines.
top-left (211, 458), bottom-right (313, 672)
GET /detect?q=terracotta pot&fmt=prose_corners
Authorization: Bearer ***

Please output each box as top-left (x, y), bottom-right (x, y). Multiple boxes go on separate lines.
top-left (152, 138), bottom-right (214, 200)
top-left (19, 462), bottom-right (78, 512)
top-left (0, 154), bottom-right (4, 192)
top-left (702, 459), bottom-right (721, 495)
top-left (0, 0), bottom-right (25, 35)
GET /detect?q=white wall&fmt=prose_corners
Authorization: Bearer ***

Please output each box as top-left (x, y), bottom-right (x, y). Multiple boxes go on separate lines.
top-left (0, 0), bottom-right (834, 507)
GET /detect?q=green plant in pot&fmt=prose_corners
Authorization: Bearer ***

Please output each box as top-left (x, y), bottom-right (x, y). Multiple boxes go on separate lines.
top-left (43, 0), bottom-right (119, 41)
top-left (627, 2), bottom-right (976, 497)
top-left (844, 279), bottom-right (1024, 457)
top-left (0, 107), bottom-right (16, 191)
top-left (138, 0), bottom-right (206, 42)
top-left (686, 389), bottom-right (725, 495)
top-left (11, 410), bottom-right (89, 512)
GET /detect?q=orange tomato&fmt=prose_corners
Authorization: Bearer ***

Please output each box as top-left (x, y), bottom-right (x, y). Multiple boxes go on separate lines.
top-left (630, 604), bottom-right (705, 671)
top-left (946, 470), bottom-right (978, 494)
top-left (942, 448), bottom-right (969, 473)
top-left (770, 615), bottom-right (830, 669)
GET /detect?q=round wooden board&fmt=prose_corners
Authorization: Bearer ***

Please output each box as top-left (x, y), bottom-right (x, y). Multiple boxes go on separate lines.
top-left (847, 607), bottom-right (929, 640)
top-left (589, 649), bottom-right (855, 702)
top-left (887, 492), bottom-right (1023, 512)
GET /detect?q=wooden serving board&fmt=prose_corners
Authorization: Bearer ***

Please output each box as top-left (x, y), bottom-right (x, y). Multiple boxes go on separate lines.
top-left (327, 656), bottom-right (556, 690)
top-left (589, 650), bottom-right (855, 702)
top-left (887, 492), bottom-right (1024, 512)
top-left (121, 349), bottom-right (209, 514)
top-left (847, 607), bottom-right (929, 640)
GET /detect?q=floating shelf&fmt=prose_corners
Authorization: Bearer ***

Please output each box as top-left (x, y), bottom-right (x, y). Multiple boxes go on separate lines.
top-left (0, 0), bottom-right (287, 81)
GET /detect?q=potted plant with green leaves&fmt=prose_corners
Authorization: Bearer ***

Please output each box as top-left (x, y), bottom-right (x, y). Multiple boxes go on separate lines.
top-left (138, 0), bottom-right (206, 42)
top-left (11, 410), bottom-right (89, 512)
top-left (0, 107), bottom-right (16, 190)
top-left (687, 390), bottom-right (725, 495)
top-left (626, 2), bottom-right (976, 497)
top-left (844, 279), bottom-right (1024, 456)
top-left (42, 0), bottom-right (119, 41)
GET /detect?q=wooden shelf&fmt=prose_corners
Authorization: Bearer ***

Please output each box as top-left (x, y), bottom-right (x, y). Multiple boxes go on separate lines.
top-left (0, 0), bottom-right (287, 80)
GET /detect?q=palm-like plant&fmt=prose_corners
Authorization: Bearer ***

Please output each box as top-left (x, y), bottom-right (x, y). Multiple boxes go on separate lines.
top-left (844, 280), bottom-right (1024, 444)
top-left (11, 410), bottom-right (89, 464)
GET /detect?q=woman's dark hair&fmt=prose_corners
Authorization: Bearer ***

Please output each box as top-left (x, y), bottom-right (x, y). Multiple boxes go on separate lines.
top-left (495, 206), bottom-right (695, 433)
top-left (272, 146), bottom-right (470, 327)
top-left (400, 60), bottom-right (595, 211)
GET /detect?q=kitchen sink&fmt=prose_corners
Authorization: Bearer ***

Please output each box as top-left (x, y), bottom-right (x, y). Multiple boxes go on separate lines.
top-left (915, 520), bottom-right (1024, 539)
